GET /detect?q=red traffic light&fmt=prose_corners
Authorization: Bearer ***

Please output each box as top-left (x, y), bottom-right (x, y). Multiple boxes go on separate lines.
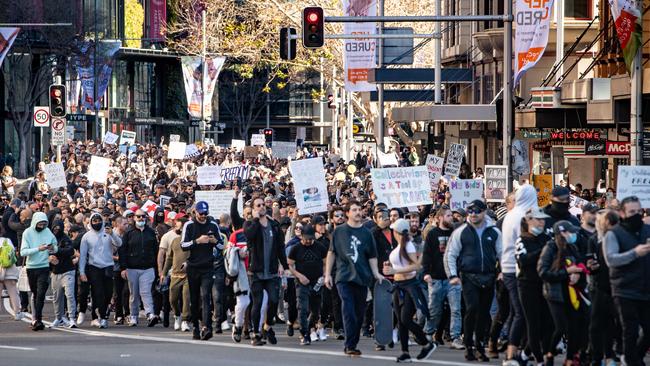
top-left (302, 7), bottom-right (324, 48)
top-left (307, 12), bottom-right (319, 23)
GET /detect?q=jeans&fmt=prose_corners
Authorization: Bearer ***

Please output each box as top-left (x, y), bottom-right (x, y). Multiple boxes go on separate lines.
top-left (296, 283), bottom-right (322, 336)
top-left (27, 268), bottom-right (50, 322)
top-left (250, 275), bottom-right (280, 334)
top-left (212, 268), bottom-right (226, 324)
top-left (169, 276), bottom-right (191, 321)
top-left (51, 270), bottom-right (76, 320)
top-left (126, 268), bottom-right (155, 318)
top-left (87, 265), bottom-right (114, 320)
top-left (613, 297), bottom-right (650, 366)
top-left (424, 279), bottom-right (462, 339)
top-left (337, 282), bottom-right (367, 350)
top-left (461, 274), bottom-right (495, 349)
top-left (187, 267), bottom-right (214, 329)
top-left (502, 273), bottom-right (525, 347)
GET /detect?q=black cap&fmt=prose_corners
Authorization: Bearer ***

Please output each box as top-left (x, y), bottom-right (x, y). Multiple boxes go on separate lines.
top-left (312, 215), bottom-right (326, 225)
top-left (552, 186), bottom-right (571, 198)
top-left (582, 202), bottom-right (599, 213)
top-left (301, 224), bottom-right (316, 240)
top-left (452, 208), bottom-right (467, 216)
top-left (466, 200), bottom-right (487, 212)
top-left (279, 217), bottom-right (291, 227)
top-left (553, 220), bottom-right (579, 234)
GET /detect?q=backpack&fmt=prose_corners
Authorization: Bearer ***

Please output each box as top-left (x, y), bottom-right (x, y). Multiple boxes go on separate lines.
top-left (0, 238), bottom-right (17, 268)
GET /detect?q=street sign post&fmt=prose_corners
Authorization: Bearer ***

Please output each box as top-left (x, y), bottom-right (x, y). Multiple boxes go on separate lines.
top-left (33, 106), bottom-right (51, 127)
top-left (51, 117), bottom-right (66, 146)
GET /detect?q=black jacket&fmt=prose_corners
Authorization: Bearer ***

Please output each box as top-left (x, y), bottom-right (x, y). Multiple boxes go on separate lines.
top-left (119, 225), bottom-right (159, 270)
top-left (50, 220), bottom-right (75, 274)
top-left (609, 224), bottom-right (650, 301)
top-left (180, 218), bottom-right (222, 270)
top-left (515, 232), bottom-right (545, 284)
top-left (537, 239), bottom-right (584, 303)
top-left (422, 226), bottom-right (453, 280)
top-left (1, 206), bottom-right (17, 246)
top-left (587, 234), bottom-right (611, 294)
top-left (372, 225), bottom-right (397, 272)
top-left (243, 217), bottom-right (288, 275)
top-left (543, 204), bottom-right (580, 237)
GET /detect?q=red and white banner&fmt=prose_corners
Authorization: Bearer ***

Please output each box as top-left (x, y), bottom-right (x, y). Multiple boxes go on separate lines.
top-left (341, 0), bottom-right (377, 92)
top-left (141, 200), bottom-right (160, 218)
top-left (149, 0), bottom-right (167, 42)
top-left (608, 0), bottom-right (642, 73)
top-left (514, 0), bottom-right (554, 87)
top-left (0, 28), bottom-right (20, 69)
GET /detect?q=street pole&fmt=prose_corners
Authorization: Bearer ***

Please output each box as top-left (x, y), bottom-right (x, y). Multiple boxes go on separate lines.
top-left (347, 91), bottom-right (354, 161)
top-left (555, 0), bottom-right (564, 82)
top-left (200, 9), bottom-right (206, 141)
top-left (433, 0), bottom-right (442, 154)
top-left (94, 0), bottom-right (99, 141)
top-left (320, 57), bottom-right (325, 145)
top-left (503, 0), bottom-right (513, 191)
top-left (332, 66), bottom-right (338, 153)
top-left (630, 31), bottom-right (643, 165)
top-left (377, 0), bottom-right (385, 152)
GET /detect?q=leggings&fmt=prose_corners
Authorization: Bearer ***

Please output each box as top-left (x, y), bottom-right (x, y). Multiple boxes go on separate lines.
top-left (250, 276), bottom-right (280, 334)
top-left (518, 281), bottom-right (553, 362)
top-left (547, 300), bottom-right (588, 360)
top-left (394, 280), bottom-right (429, 353)
top-left (87, 265), bottom-right (113, 320)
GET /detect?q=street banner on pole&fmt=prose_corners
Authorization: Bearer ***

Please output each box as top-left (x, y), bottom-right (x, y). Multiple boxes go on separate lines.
top-left (444, 143), bottom-right (466, 177)
top-left (450, 179), bottom-right (484, 210)
top-left (44, 163), bottom-right (67, 189)
top-left (513, 0), bottom-right (555, 87)
top-left (290, 158), bottom-right (329, 215)
top-left (149, 0), bottom-right (167, 42)
top-left (0, 28), bottom-right (20, 69)
top-left (425, 154), bottom-right (444, 190)
top-left (617, 166), bottom-right (650, 208)
top-left (371, 166), bottom-right (432, 208)
top-left (76, 40), bottom-right (122, 111)
top-left (181, 56), bottom-right (225, 120)
top-left (485, 165), bottom-right (508, 202)
top-left (608, 0), bottom-right (642, 73)
top-left (341, 0), bottom-right (377, 92)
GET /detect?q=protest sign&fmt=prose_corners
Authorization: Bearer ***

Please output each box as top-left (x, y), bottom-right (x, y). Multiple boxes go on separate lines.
top-left (290, 158), bottom-right (329, 215)
top-left (195, 190), bottom-right (239, 217)
top-left (533, 175), bottom-right (553, 207)
top-left (251, 134), bottom-right (265, 146)
top-left (169, 134), bottom-right (180, 142)
top-left (377, 151), bottom-right (399, 167)
top-left (570, 195), bottom-right (588, 217)
top-left (103, 132), bottom-right (119, 145)
top-left (272, 141), bottom-right (296, 159)
top-left (617, 166), bottom-right (650, 208)
top-left (197, 165), bottom-right (222, 186)
top-left (220, 165), bottom-right (251, 181)
top-left (244, 146), bottom-right (259, 159)
top-left (44, 162), bottom-right (67, 189)
top-left (184, 143), bottom-right (200, 158)
top-left (141, 200), bottom-right (159, 218)
top-left (445, 143), bottom-right (466, 177)
top-left (168, 141), bottom-right (186, 160)
top-left (425, 154), bottom-right (444, 190)
top-left (119, 145), bottom-right (137, 156)
top-left (231, 139), bottom-right (246, 150)
top-left (160, 195), bottom-right (171, 208)
top-left (485, 165), bottom-right (508, 202)
top-left (120, 130), bottom-right (136, 145)
top-left (449, 179), bottom-right (484, 210)
top-left (87, 156), bottom-right (111, 184)
top-left (371, 166), bottom-right (432, 208)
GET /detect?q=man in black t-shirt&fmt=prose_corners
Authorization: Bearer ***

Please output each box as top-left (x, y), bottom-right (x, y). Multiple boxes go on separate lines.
top-left (288, 224), bottom-right (327, 346)
top-left (325, 200), bottom-right (384, 356)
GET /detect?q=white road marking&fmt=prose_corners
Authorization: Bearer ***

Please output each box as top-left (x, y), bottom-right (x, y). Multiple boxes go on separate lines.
top-left (0, 345), bottom-right (37, 351)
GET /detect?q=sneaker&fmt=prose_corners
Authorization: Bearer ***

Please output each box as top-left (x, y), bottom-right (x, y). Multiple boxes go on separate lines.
top-left (181, 321), bottom-right (191, 332)
top-left (345, 348), bottom-right (362, 357)
top-left (397, 353), bottom-right (413, 363)
top-left (451, 338), bottom-right (466, 350)
top-left (363, 328), bottom-right (372, 338)
top-left (174, 316), bottom-right (182, 331)
top-left (200, 327), bottom-right (213, 341)
top-left (221, 320), bottom-right (231, 331)
top-left (465, 349), bottom-right (478, 361)
top-left (14, 312), bottom-right (25, 321)
top-left (392, 328), bottom-right (399, 344)
top-left (477, 350), bottom-right (490, 362)
top-left (417, 342), bottom-right (437, 360)
top-left (214, 326), bottom-right (223, 334)
top-left (265, 327), bottom-right (277, 345)
top-left (76, 312), bottom-right (85, 325)
top-left (317, 327), bottom-right (328, 341)
top-left (310, 330), bottom-right (319, 342)
top-left (232, 326), bottom-right (242, 343)
top-left (376, 344), bottom-right (386, 351)
top-left (251, 334), bottom-right (264, 346)
top-left (193, 326), bottom-right (201, 340)
top-left (99, 319), bottom-right (108, 329)
top-left (66, 319), bottom-right (78, 329)
top-left (300, 335), bottom-right (311, 346)
top-left (336, 330), bottom-right (345, 340)
top-left (147, 314), bottom-right (159, 327)
top-left (90, 319), bottom-right (101, 328)
top-left (286, 323), bottom-right (294, 337)
top-left (51, 318), bottom-right (64, 327)
top-left (114, 317), bottom-right (125, 325)
top-left (129, 315), bottom-right (138, 326)
top-left (32, 320), bottom-right (45, 331)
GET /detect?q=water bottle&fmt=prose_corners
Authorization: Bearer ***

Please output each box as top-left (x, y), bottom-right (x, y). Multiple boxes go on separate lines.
top-left (313, 276), bottom-right (324, 291)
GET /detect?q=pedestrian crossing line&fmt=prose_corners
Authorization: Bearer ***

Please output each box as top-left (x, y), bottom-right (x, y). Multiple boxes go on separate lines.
top-left (0, 345), bottom-right (37, 351)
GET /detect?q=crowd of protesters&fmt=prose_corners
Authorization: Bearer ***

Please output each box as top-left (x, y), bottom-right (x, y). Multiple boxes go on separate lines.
top-left (0, 138), bottom-right (649, 365)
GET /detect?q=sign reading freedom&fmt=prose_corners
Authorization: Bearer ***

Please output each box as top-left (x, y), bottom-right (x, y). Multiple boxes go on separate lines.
top-left (371, 166), bottom-right (432, 208)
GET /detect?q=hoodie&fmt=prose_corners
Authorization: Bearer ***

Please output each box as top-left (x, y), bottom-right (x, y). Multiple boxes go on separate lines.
top-left (49, 220), bottom-right (75, 274)
top-left (501, 184), bottom-right (538, 274)
top-left (79, 213), bottom-right (123, 276)
top-left (20, 212), bottom-right (58, 269)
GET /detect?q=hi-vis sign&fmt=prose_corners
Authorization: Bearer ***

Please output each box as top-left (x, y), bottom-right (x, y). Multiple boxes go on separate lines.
top-left (514, 0), bottom-right (555, 87)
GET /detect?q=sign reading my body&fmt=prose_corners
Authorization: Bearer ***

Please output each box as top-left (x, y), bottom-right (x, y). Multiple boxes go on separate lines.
top-left (517, 0), bottom-right (551, 25)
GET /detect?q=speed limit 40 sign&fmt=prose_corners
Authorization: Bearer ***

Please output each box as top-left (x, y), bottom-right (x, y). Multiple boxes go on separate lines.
top-left (51, 117), bottom-right (66, 146)
top-left (33, 106), bottom-right (51, 127)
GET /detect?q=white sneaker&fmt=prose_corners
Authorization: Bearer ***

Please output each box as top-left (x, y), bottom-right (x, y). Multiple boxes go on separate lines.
top-left (76, 312), bottom-right (85, 325)
top-left (14, 312), bottom-right (25, 321)
top-left (90, 319), bottom-right (101, 328)
top-left (63, 318), bottom-right (77, 328)
top-left (99, 319), bottom-right (108, 329)
top-left (181, 321), bottom-right (191, 332)
top-left (129, 315), bottom-right (138, 327)
top-left (310, 330), bottom-right (319, 342)
top-left (221, 320), bottom-right (231, 331)
top-left (51, 318), bottom-right (64, 327)
top-left (174, 316), bottom-right (182, 331)
top-left (392, 328), bottom-right (399, 344)
top-left (317, 327), bottom-right (328, 341)
top-left (450, 338), bottom-right (465, 350)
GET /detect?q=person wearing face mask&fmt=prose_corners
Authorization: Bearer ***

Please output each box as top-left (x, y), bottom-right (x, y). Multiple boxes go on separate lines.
top-left (537, 220), bottom-right (589, 366)
top-left (515, 207), bottom-right (553, 366)
top-left (19, 212), bottom-right (58, 331)
top-left (603, 196), bottom-right (650, 366)
top-left (48, 220), bottom-right (77, 328)
top-left (162, 216), bottom-right (191, 332)
top-left (543, 187), bottom-right (580, 238)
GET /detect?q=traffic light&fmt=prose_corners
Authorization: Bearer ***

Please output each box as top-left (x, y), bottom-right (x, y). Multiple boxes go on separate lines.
top-left (263, 128), bottom-right (274, 147)
top-left (49, 84), bottom-right (66, 117)
top-left (302, 7), bottom-right (324, 49)
top-left (327, 94), bottom-right (336, 109)
top-left (280, 27), bottom-right (297, 60)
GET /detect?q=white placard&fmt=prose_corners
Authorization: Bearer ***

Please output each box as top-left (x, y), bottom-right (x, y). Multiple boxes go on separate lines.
top-left (168, 141), bottom-right (187, 160)
top-left (290, 158), bottom-right (329, 215)
top-left (195, 190), bottom-right (238, 218)
top-left (169, 134), bottom-right (181, 142)
top-left (220, 165), bottom-right (251, 181)
top-left (120, 130), bottom-right (136, 145)
top-left (449, 179), bottom-right (484, 210)
top-left (87, 156), bottom-right (111, 184)
top-left (370, 166), bottom-right (432, 208)
top-left (103, 132), bottom-right (119, 145)
top-left (377, 151), bottom-right (399, 167)
top-left (425, 154), bottom-right (444, 190)
top-left (444, 143), bottom-right (466, 177)
top-left (617, 166), bottom-right (650, 208)
top-left (185, 143), bottom-right (200, 158)
top-left (251, 134), bottom-right (265, 146)
top-left (272, 141), bottom-right (297, 159)
top-left (197, 165), bottom-right (222, 186)
top-left (485, 165), bottom-right (508, 203)
top-left (231, 139), bottom-right (246, 150)
top-left (44, 162), bottom-right (66, 189)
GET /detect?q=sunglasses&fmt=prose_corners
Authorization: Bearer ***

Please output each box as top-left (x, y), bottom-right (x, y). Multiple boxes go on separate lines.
top-left (467, 208), bottom-right (484, 215)
top-left (197, 212), bottom-right (207, 216)
top-left (334, 213), bottom-right (345, 218)
top-left (135, 215), bottom-right (146, 219)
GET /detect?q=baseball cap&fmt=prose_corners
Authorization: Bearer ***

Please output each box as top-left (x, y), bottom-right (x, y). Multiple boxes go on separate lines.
top-left (312, 215), bottom-right (326, 226)
top-left (167, 211), bottom-right (178, 221)
top-left (582, 202), bottom-right (599, 214)
top-left (552, 186), bottom-right (570, 199)
top-left (301, 224), bottom-right (316, 240)
top-left (122, 209), bottom-right (134, 218)
top-left (553, 220), bottom-right (579, 235)
top-left (390, 218), bottom-right (410, 234)
top-left (452, 208), bottom-right (467, 217)
top-left (279, 217), bottom-right (292, 227)
top-left (195, 201), bottom-right (209, 215)
top-left (526, 207), bottom-right (550, 219)
top-left (466, 200), bottom-right (488, 212)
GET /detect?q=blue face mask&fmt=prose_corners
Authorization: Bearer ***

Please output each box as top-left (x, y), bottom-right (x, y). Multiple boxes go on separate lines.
top-left (136, 220), bottom-right (146, 228)
top-left (566, 232), bottom-right (577, 244)
top-left (530, 226), bottom-right (544, 236)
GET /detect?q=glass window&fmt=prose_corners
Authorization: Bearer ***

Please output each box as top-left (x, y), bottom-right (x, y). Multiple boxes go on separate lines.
top-left (565, 0), bottom-right (591, 19)
top-left (134, 62), bottom-right (155, 117)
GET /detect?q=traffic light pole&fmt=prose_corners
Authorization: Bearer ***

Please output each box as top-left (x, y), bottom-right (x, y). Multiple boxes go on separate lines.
top-left (376, 0), bottom-right (385, 154)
